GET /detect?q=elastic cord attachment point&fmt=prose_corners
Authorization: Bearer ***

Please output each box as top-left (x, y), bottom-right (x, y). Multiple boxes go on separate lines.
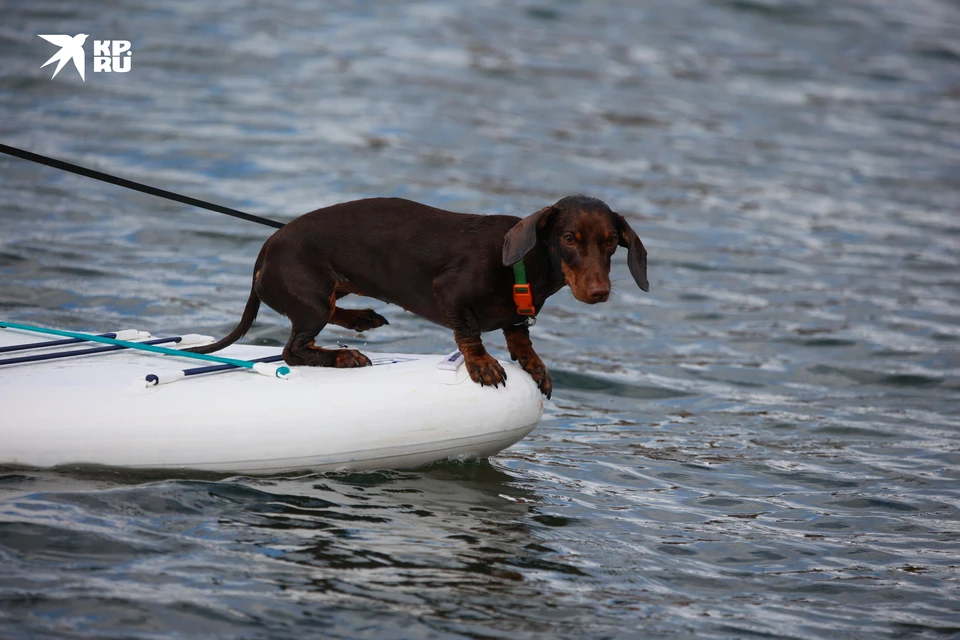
top-left (143, 370), bottom-right (186, 386)
top-left (253, 362), bottom-right (297, 379)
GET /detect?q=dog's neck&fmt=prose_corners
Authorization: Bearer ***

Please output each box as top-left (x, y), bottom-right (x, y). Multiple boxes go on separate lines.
top-left (523, 242), bottom-right (567, 308)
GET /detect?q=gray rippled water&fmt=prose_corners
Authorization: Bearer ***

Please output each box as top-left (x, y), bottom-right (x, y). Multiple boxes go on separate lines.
top-left (1, 0), bottom-right (959, 637)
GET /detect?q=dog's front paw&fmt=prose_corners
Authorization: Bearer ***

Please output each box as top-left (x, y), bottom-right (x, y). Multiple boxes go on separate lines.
top-left (529, 364), bottom-right (552, 399)
top-left (465, 353), bottom-right (507, 389)
top-left (334, 349), bottom-right (372, 368)
top-left (518, 356), bottom-right (552, 399)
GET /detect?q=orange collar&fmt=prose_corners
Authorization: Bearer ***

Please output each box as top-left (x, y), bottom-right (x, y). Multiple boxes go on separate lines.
top-left (512, 261), bottom-right (536, 316)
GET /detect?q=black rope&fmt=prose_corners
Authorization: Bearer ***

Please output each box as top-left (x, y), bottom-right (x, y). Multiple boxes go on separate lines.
top-left (0, 143), bottom-right (284, 229)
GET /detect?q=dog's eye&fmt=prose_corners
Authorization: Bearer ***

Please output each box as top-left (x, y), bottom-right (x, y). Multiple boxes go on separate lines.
top-left (562, 233), bottom-right (576, 246)
top-left (606, 236), bottom-right (618, 247)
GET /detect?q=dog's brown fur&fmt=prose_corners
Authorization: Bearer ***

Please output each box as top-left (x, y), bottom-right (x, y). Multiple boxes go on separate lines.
top-left (189, 195), bottom-right (649, 398)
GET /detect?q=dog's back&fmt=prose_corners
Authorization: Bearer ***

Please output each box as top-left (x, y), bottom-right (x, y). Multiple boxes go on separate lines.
top-left (267, 198), bottom-right (518, 321)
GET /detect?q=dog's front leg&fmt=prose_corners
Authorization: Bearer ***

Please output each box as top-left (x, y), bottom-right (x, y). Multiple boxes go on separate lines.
top-left (503, 325), bottom-right (552, 398)
top-left (433, 278), bottom-right (507, 389)
top-left (454, 328), bottom-right (508, 389)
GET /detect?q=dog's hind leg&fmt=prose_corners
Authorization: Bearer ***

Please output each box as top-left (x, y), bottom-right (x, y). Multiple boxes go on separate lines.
top-left (264, 283), bottom-right (372, 368)
top-left (328, 306), bottom-right (389, 333)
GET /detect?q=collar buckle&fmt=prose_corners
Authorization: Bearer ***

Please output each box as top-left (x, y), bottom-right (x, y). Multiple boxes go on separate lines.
top-left (512, 260), bottom-right (537, 319)
top-left (513, 283), bottom-right (535, 316)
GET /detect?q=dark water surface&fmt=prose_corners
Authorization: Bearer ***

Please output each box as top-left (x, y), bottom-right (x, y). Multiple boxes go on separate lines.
top-left (1, 0), bottom-right (959, 637)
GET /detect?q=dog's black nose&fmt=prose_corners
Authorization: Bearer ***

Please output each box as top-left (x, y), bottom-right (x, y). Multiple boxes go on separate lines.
top-left (587, 285), bottom-right (610, 302)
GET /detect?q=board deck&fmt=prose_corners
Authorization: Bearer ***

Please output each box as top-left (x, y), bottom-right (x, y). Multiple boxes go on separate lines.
top-left (0, 328), bottom-right (543, 474)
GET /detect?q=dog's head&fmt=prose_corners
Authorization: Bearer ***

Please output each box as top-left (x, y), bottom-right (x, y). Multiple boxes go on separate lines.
top-left (502, 195), bottom-right (649, 303)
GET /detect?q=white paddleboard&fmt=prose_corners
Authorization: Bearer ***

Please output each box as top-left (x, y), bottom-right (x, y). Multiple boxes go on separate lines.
top-left (0, 328), bottom-right (543, 474)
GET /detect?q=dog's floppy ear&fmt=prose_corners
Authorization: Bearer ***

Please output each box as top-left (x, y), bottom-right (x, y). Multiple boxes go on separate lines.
top-left (502, 206), bottom-right (557, 266)
top-left (616, 213), bottom-right (649, 292)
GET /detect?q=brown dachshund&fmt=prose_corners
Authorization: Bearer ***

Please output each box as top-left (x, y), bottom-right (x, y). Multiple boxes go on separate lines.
top-left (188, 195), bottom-right (649, 398)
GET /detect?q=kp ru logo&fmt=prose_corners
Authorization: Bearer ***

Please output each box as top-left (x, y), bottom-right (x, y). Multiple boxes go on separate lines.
top-left (93, 40), bottom-right (133, 74)
top-left (38, 34), bottom-right (132, 81)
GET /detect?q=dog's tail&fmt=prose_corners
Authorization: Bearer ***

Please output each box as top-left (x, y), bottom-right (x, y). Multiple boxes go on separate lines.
top-left (186, 252), bottom-right (264, 355)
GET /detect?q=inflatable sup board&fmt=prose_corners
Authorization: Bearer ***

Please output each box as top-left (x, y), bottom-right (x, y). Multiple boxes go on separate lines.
top-left (0, 325), bottom-right (543, 474)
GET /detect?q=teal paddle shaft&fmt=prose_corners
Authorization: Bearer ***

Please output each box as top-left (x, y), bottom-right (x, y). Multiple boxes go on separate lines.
top-left (0, 321), bottom-right (293, 379)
